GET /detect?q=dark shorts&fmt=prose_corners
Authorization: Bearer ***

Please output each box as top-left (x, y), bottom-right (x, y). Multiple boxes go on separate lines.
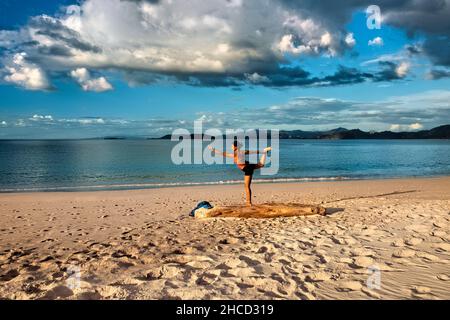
top-left (241, 163), bottom-right (259, 176)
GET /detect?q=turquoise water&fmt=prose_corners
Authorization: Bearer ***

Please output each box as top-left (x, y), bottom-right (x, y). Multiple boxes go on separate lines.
top-left (0, 139), bottom-right (449, 192)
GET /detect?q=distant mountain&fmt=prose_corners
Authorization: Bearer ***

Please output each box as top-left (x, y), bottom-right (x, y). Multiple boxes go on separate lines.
top-left (279, 127), bottom-right (349, 139)
top-left (319, 125), bottom-right (450, 139)
top-left (154, 125), bottom-right (450, 140)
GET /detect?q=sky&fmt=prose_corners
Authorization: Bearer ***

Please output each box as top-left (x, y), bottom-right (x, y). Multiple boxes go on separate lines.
top-left (0, 0), bottom-right (449, 138)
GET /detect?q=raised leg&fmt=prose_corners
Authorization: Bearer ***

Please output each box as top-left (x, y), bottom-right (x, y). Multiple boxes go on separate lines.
top-left (257, 147), bottom-right (272, 167)
top-left (244, 174), bottom-right (253, 206)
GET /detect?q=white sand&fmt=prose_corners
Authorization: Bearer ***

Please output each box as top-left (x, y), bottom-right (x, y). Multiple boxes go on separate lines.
top-left (0, 177), bottom-right (449, 299)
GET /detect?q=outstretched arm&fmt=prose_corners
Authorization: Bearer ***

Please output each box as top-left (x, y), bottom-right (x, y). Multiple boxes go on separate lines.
top-left (208, 146), bottom-right (234, 158)
top-left (245, 147), bottom-right (272, 155)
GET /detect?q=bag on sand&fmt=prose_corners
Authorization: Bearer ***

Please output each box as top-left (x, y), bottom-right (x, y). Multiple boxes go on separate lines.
top-left (190, 201), bottom-right (213, 217)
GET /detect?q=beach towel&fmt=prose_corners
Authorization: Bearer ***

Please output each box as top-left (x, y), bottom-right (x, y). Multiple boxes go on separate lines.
top-left (189, 201), bottom-right (214, 217)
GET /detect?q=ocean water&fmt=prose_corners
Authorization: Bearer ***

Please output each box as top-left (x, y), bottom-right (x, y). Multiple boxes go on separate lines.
top-left (0, 139), bottom-right (449, 192)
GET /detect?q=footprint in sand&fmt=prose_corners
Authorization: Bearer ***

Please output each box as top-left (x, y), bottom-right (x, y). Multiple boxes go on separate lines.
top-left (220, 257), bottom-right (245, 269)
top-left (392, 249), bottom-right (416, 258)
top-left (256, 246), bottom-right (269, 254)
top-left (0, 269), bottom-right (20, 282)
top-left (239, 255), bottom-right (261, 267)
top-left (405, 238), bottom-right (423, 246)
top-left (433, 243), bottom-right (450, 253)
top-left (331, 236), bottom-right (346, 245)
top-left (41, 285), bottom-right (74, 300)
top-left (362, 288), bottom-right (381, 299)
top-left (337, 281), bottom-right (363, 292)
top-left (411, 286), bottom-right (432, 294)
top-left (305, 272), bottom-right (331, 282)
top-left (76, 291), bottom-right (103, 300)
top-left (196, 273), bottom-right (219, 286)
top-left (431, 230), bottom-right (447, 238)
top-left (350, 248), bottom-right (375, 257)
top-left (432, 221), bottom-right (447, 229)
top-left (227, 267), bottom-right (254, 278)
top-left (436, 274), bottom-right (449, 281)
top-left (186, 260), bottom-right (212, 269)
top-left (159, 264), bottom-right (186, 279)
top-left (391, 239), bottom-right (405, 247)
top-left (405, 224), bottom-right (431, 233)
top-left (350, 257), bottom-right (374, 269)
top-left (416, 252), bottom-right (440, 262)
top-left (116, 261), bottom-right (135, 269)
top-left (317, 254), bottom-right (331, 264)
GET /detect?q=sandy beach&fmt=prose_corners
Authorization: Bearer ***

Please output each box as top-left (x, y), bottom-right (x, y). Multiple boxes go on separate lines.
top-left (0, 177), bottom-right (449, 300)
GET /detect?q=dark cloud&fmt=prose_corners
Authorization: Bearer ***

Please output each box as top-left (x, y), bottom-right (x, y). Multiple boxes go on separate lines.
top-left (381, 0), bottom-right (450, 36)
top-left (405, 44), bottom-right (422, 55)
top-left (319, 65), bottom-right (373, 86)
top-left (279, 0), bottom-right (450, 35)
top-left (427, 68), bottom-right (450, 79)
top-left (29, 16), bottom-right (102, 53)
top-left (374, 61), bottom-right (404, 81)
top-left (37, 45), bottom-right (73, 57)
top-left (122, 63), bottom-right (409, 88)
top-left (422, 35), bottom-right (450, 66)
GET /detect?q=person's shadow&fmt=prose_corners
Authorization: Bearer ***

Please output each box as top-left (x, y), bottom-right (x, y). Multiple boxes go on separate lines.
top-left (325, 207), bottom-right (345, 215)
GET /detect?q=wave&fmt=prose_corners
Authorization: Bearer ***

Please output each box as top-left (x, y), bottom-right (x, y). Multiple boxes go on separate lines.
top-left (0, 176), bottom-right (355, 193)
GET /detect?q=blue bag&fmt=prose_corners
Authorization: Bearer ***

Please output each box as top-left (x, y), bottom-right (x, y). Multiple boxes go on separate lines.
top-left (190, 201), bottom-right (213, 217)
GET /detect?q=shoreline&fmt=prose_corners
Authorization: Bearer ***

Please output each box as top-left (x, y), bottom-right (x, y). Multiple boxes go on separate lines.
top-left (1, 174), bottom-right (450, 194)
top-left (1, 176), bottom-right (449, 299)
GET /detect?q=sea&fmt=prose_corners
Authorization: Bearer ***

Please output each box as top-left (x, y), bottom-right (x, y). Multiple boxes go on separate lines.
top-left (0, 139), bottom-right (449, 192)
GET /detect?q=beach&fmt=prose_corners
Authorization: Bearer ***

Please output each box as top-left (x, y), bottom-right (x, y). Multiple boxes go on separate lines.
top-left (0, 177), bottom-right (449, 300)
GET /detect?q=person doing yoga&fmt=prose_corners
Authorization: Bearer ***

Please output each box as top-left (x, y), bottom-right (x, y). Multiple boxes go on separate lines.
top-left (209, 141), bottom-right (272, 206)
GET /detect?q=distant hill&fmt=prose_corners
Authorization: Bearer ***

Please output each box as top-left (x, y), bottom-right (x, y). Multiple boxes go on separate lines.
top-left (279, 127), bottom-right (349, 139)
top-left (153, 125), bottom-right (450, 140)
top-left (319, 125), bottom-right (450, 139)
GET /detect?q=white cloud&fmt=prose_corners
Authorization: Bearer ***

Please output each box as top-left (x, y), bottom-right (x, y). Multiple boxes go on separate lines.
top-left (15, 119), bottom-right (26, 127)
top-left (390, 122), bottom-right (424, 131)
top-left (60, 117), bottom-right (106, 125)
top-left (195, 90), bottom-right (450, 131)
top-left (409, 122), bottom-right (423, 130)
top-left (78, 118), bottom-right (105, 124)
top-left (361, 53), bottom-right (405, 66)
top-left (0, 0), bottom-right (353, 88)
top-left (31, 114), bottom-right (53, 121)
top-left (3, 53), bottom-right (50, 90)
top-left (245, 72), bottom-right (269, 84)
top-left (70, 68), bottom-right (113, 92)
top-left (345, 33), bottom-right (356, 47)
top-left (276, 15), bottom-right (341, 57)
top-left (396, 62), bottom-right (410, 77)
top-left (368, 37), bottom-right (383, 46)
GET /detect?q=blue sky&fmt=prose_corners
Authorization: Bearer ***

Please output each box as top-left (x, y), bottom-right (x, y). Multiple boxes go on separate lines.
top-left (0, 0), bottom-right (449, 138)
